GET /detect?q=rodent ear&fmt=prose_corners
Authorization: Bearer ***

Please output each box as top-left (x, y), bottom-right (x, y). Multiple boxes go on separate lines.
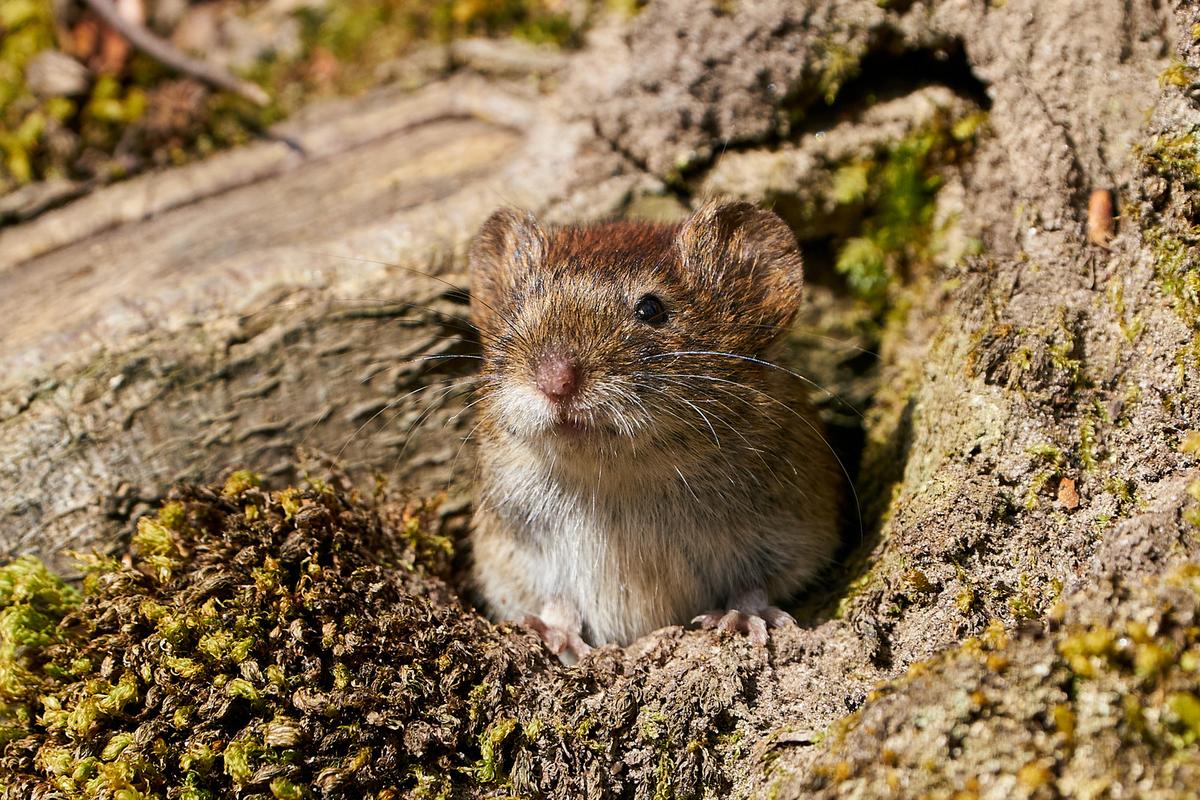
top-left (468, 208), bottom-right (547, 331)
top-left (677, 200), bottom-right (805, 335)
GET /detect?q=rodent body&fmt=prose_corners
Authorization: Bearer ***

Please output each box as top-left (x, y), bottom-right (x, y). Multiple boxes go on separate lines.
top-left (468, 200), bottom-right (839, 650)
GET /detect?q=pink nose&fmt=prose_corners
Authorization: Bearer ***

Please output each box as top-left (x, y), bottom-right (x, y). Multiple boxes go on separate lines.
top-left (535, 355), bottom-right (580, 402)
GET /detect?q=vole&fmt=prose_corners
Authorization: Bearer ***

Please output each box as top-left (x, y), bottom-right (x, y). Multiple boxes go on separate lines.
top-left (467, 200), bottom-right (840, 660)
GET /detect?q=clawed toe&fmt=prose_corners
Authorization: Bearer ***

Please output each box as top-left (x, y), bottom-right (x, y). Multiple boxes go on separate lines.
top-left (761, 606), bottom-right (797, 628)
top-left (692, 598), bottom-right (796, 646)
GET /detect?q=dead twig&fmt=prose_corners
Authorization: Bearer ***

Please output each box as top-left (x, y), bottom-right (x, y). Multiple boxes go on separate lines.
top-left (81, 0), bottom-right (270, 107)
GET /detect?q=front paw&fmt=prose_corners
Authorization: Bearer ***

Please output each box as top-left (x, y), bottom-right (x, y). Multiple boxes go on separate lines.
top-left (522, 614), bottom-right (593, 663)
top-left (692, 588), bottom-right (796, 646)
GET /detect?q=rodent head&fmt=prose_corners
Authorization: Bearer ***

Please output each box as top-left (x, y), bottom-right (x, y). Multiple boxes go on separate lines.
top-left (468, 200), bottom-right (805, 456)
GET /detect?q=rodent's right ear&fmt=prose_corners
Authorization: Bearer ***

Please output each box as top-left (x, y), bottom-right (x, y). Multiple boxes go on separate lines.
top-left (468, 208), bottom-right (546, 331)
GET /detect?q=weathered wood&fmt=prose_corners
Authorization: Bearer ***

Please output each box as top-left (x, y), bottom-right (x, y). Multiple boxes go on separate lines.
top-left (0, 72), bottom-right (634, 573)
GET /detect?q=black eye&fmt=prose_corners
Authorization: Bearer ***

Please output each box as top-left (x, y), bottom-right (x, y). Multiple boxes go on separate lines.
top-left (633, 294), bottom-right (668, 326)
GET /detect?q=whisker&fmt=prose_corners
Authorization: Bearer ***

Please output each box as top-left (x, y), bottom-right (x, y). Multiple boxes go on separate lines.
top-left (443, 419), bottom-right (485, 496)
top-left (674, 466), bottom-right (701, 504)
top-left (388, 380), bottom-right (478, 475)
top-left (642, 350), bottom-right (864, 419)
top-left (443, 394), bottom-right (488, 428)
top-left (334, 376), bottom-right (474, 461)
top-left (679, 397), bottom-right (721, 448)
top-left (697, 319), bottom-right (882, 360)
top-left (637, 376), bottom-right (790, 488)
top-left (641, 368), bottom-right (862, 540)
top-left (788, 329), bottom-right (881, 358)
top-left (410, 353), bottom-right (483, 362)
top-left (639, 372), bottom-right (783, 431)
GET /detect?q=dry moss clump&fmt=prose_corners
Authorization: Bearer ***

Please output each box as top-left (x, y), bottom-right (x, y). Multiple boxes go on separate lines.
top-left (0, 474), bottom-right (761, 800)
top-left (0, 473), bottom-right (549, 799)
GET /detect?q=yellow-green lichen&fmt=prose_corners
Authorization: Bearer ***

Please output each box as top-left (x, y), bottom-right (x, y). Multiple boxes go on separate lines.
top-left (1024, 443), bottom-right (1065, 509)
top-left (1160, 61), bottom-right (1197, 89)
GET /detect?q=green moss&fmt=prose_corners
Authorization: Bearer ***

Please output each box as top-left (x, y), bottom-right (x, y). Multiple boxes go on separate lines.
top-left (792, 578), bottom-right (1195, 791)
top-left (1107, 280), bottom-right (1145, 343)
top-left (1147, 225), bottom-right (1200, 327)
top-left (1077, 400), bottom-right (1111, 476)
top-left (830, 112), bottom-right (985, 308)
top-left (474, 717), bottom-right (517, 783)
top-left (1005, 575), bottom-right (1039, 621)
top-left (1135, 641), bottom-right (1175, 679)
top-left (222, 736), bottom-right (261, 785)
top-left (1139, 129), bottom-right (1200, 375)
top-left (832, 161), bottom-right (872, 204)
top-left (1185, 479), bottom-right (1200, 528)
top-left (904, 569), bottom-right (936, 595)
top-left (0, 0), bottom-right (57, 187)
top-left (836, 237), bottom-right (890, 301)
top-left (222, 470), bottom-right (263, 497)
top-left (1024, 443), bottom-right (1065, 509)
top-left (1048, 315), bottom-right (1084, 388)
top-left (1141, 131), bottom-right (1200, 180)
top-left (0, 556), bottom-right (80, 722)
top-left (955, 587), bottom-right (977, 615)
top-left (1103, 476), bottom-right (1136, 514)
top-left (410, 767), bottom-right (454, 799)
top-left (395, 497), bottom-right (455, 572)
top-left (951, 111), bottom-right (988, 142)
top-left (0, 472), bottom-right (535, 797)
top-left (270, 776), bottom-right (308, 799)
top-left (101, 732), bottom-right (135, 762)
top-left (180, 741), bottom-right (217, 774)
top-left (815, 41), bottom-right (866, 105)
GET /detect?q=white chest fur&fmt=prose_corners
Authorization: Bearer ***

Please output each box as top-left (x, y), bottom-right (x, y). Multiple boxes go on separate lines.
top-left (482, 443), bottom-right (769, 645)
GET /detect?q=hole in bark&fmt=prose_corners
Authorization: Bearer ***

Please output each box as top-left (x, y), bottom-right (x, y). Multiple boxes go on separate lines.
top-left (801, 38), bottom-right (991, 134)
top-left (770, 41), bottom-right (989, 622)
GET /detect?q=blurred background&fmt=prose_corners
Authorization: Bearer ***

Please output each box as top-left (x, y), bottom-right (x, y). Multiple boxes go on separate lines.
top-left (1, 0), bottom-right (600, 213)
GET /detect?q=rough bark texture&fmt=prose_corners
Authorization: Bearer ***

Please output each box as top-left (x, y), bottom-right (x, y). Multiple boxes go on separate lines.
top-left (2, 0), bottom-right (1199, 797)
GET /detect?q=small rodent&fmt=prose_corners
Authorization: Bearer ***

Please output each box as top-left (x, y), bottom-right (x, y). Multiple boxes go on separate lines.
top-left (467, 200), bottom-right (840, 660)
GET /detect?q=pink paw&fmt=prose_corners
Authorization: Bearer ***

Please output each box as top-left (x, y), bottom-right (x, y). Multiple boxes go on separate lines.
top-left (692, 589), bottom-right (795, 645)
top-left (522, 615), bottom-right (592, 662)
top-left (522, 597), bottom-right (592, 664)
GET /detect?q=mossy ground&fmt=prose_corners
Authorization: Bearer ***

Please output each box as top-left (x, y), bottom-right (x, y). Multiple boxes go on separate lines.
top-left (0, 473), bottom-right (552, 799)
top-left (1137, 128), bottom-right (1200, 377)
top-left (775, 103), bottom-right (988, 624)
top-left (0, 475), bottom-right (776, 799)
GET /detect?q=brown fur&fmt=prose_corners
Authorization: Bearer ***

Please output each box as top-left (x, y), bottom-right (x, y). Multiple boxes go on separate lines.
top-left (467, 200), bottom-right (840, 647)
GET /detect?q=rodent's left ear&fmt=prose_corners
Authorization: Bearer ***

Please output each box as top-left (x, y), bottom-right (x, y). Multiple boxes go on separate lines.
top-left (677, 200), bottom-right (805, 328)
